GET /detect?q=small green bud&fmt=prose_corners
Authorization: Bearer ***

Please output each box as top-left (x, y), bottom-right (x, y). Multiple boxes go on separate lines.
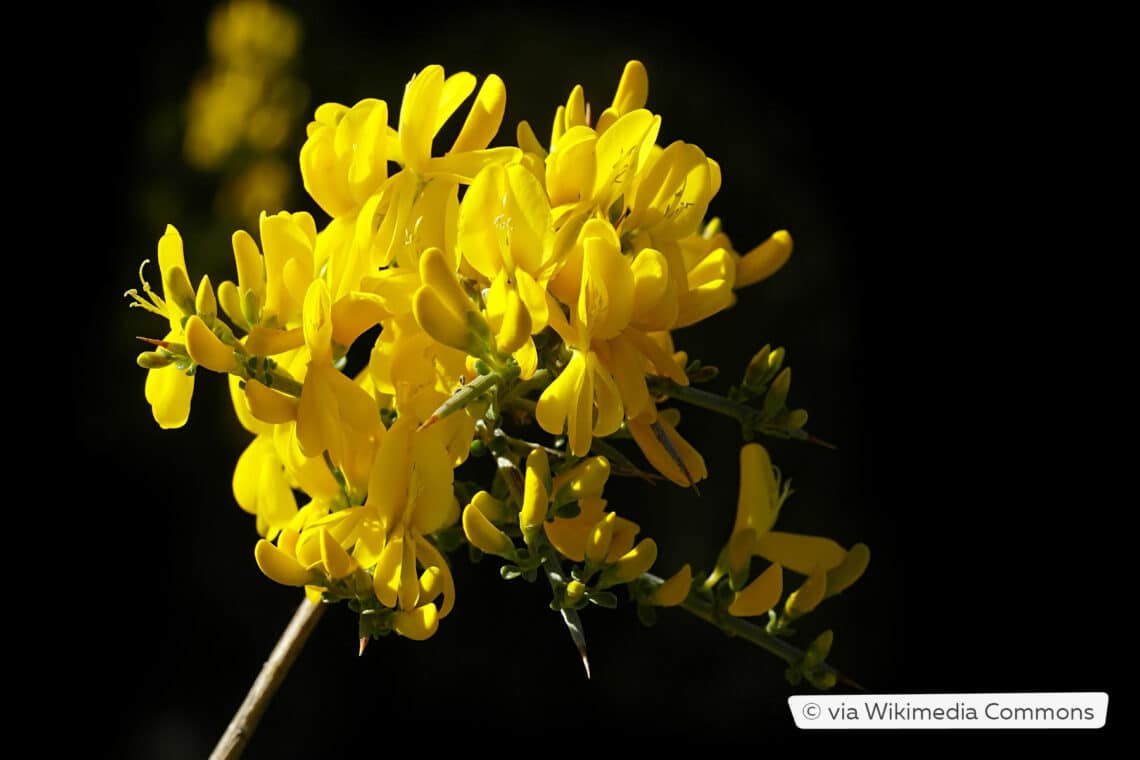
top-left (743, 345), bottom-right (772, 387)
top-left (762, 367), bottom-right (791, 418)
top-left (241, 287), bottom-right (262, 327)
top-left (687, 365), bottom-right (719, 384)
top-left (195, 275), bottom-right (217, 323)
top-left (136, 351), bottom-right (173, 369)
top-left (809, 630), bottom-right (835, 661)
top-left (166, 266), bottom-right (197, 316)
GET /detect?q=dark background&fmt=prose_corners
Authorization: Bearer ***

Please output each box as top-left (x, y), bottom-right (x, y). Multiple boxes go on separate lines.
top-left (59, 2), bottom-right (1120, 753)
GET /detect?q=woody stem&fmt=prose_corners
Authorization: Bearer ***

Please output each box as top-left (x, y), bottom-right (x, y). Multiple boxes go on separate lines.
top-left (210, 598), bottom-right (325, 760)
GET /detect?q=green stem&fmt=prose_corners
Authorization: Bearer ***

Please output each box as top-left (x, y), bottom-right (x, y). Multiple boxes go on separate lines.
top-left (422, 366), bottom-right (519, 429)
top-left (647, 377), bottom-right (832, 447)
top-left (499, 368), bottom-right (552, 406)
top-left (640, 572), bottom-right (861, 691)
top-left (648, 377), bottom-right (762, 425)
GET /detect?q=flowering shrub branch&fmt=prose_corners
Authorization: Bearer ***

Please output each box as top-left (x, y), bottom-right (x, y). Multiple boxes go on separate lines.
top-left (128, 58), bottom-right (869, 754)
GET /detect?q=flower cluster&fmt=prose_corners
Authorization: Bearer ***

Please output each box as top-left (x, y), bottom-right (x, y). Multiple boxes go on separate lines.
top-left (129, 61), bottom-right (866, 676)
top-left (183, 0), bottom-right (308, 223)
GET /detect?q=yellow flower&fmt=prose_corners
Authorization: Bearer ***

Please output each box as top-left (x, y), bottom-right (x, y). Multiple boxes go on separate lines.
top-left (300, 99), bottom-right (393, 219)
top-left (648, 564), bottom-right (692, 607)
top-left (545, 496), bottom-right (638, 565)
top-left (458, 163), bottom-right (554, 354)
top-left (233, 433), bottom-right (297, 538)
top-left (291, 280), bottom-right (384, 466)
top-left (411, 247), bottom-right (490, 356)
top-left (627, 409), bottom-right (708, 488)
top-left (126, 225), bottom-right (199, 429)
top-left (218, 210), bottom-right (318, 340)
top-left (397, 65), bottom-right (518, 180)
top-left (720, 443), bottom-right (868, 617)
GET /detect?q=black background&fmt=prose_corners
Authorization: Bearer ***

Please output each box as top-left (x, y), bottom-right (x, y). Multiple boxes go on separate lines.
top-left (56, 1), bottom-right (1122, 753)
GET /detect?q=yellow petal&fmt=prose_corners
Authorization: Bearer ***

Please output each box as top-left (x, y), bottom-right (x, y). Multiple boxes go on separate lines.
top-left (520, 450), bottom-right (550, 530)
top-left (398, 533), bottom-right (420, 611)
top-left (551, 456), bottom-right (610, 503)
top-left (630, 248), bottom-right (670, 317)
top-left (452, 74), bottom-right (505, 153)
top-left (598, 538), bottom-right (657, 587)
top-left (393, 603), bottom-right (439, 641)
top-left (243, 326), bottom-right (304, 357)
top-left (734, 443), bottom-right (779, 536)
top-left (195, 275), bottom-right (217, 321)
top-left (415, 535), bottom-right (456, 618)
top-left (737, 230), bottom-right (793, 287)
top-left (567, 351), bottom-right (594, 457)
top-left (536, 350), bottom-right (582, 439)
top-left (231, 229), bottom-right (265, 302)
top-left (754, 532), bottom-right (847, 576)
top-left (419, 246), bottom-right (473, 320)
top-left (244, 378), bottom-right (298, 424)
top-left (577, 220), bottom-right (634, 340)
top-left (302, 280), bottom-right (333, 364)
top-left (627, 415), bottom-right (707, 487)
top-left (255, 539), bottom-right (311, 586)
top-left (413, 288), bottom-right (477, 354)
top-left (157, 225), bottom-right (192, 311)
top-left (409, 427), bottom-right (458, 536)
top-left (185, 315), bottom-right (238, 373)
top-left (589, 352), bottom-right (623, 437)
top-left (217, 280), bottom-right (247, 329)
top-left (462, 502), bottom-right (515, 558)
top-left (612, 60), bottom-right (649, 114)
top-left (331, 292), bottom-right (389, 348)
top-left (608, 335), bottom-right (652, 421)
top-left (728, 563), bottom-right (783, 617)
top-left (785, 568), bottom-right (827, 618)
top-left (418, 566), bottom-right (443, 604)
top-left (233, 436), bottom-right (271, 515)
top-left (373, 533), bottom-right (404, 608)
top-left (585, 513), bottom-right (616, 565)
top-left (649, 563), bottom-right (692, 608)
top-left (296, 368), bottom-right (342, 462)
top-left (606, 514), bottom-right (640, 562)
top-left (513, 337), bottom-right (538, 380)
top-left (145, 364), bottom-right (194, 429)
top-left (826, 543), bottom-right (870, 597)
top-left (319, 527), bottom-right (358, 580)
top-left (727, 528), bottom-right (757, 589)
top-left (516, 119), bottom-right (546, 157)
top-left (368, 416), bottom-right (412, 527)
top-left (493, 277), bottom-right (531, 355)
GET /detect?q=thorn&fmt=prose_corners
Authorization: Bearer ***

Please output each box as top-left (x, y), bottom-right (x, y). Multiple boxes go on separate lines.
top-left (805, 434), bottom-right (837, 451)
top-left (136, 336), bottom-right (171, 349)
top-left (358, 637), bottom-right (368, 657)
top-left (559, 607), bottom-right (591, 680)
top-left (416, 414), bottom-right (440, 432)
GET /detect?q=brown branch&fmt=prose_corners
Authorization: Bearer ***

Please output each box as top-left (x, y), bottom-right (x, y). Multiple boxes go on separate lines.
top-left (209, 598), bottom-right (325, 760)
